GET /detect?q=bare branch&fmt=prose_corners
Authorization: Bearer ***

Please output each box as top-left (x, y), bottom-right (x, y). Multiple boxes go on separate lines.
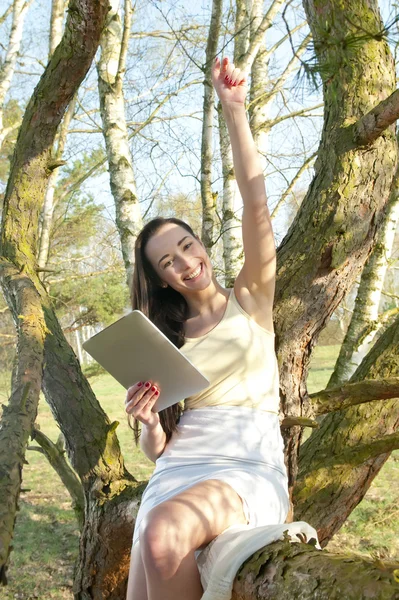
top-left (239, 0), bottom-right (286, 71)
top-left (116, 0), bottom-right (133, 84)
top-left (271, 151), bottom-right (317, 219)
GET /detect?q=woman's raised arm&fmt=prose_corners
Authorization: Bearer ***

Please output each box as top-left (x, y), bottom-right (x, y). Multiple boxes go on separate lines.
top-left (212, 57), bottom-right (276, 304)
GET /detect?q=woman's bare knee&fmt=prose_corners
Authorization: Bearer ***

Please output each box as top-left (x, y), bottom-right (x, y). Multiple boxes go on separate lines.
top-left (140, 509), bottom-right (186, 579)
top-left (140, 479), bottom-right (247, 577)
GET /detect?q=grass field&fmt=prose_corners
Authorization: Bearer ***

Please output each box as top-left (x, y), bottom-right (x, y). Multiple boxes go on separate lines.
top-left (1, 344), bottom-right (398, 599)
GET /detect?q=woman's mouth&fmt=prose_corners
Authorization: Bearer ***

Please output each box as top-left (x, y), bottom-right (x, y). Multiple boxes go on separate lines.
top-left (184, 263), bottom-right (203, 282)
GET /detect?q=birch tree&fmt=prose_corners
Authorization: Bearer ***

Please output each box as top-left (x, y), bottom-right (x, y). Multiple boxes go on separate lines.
top-left (328, 167), bottom-right (399, 386)
top-left (97, 0), bottom-right (142, 289)
top-left (37, 0), bottom-right (73, 272)
top-left (219, 0), bottom-right (320, 285)
top-left (200, 0), bottom-right (223, 252)
top-left (0, 0), bottom-right (31, 150)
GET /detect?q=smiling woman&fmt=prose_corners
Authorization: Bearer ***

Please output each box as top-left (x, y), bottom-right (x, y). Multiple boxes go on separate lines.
top-left (124, 56), bottom-right (289, 600)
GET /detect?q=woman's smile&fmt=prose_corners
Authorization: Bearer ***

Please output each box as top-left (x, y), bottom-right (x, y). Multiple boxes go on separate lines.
top-left (183, 263), bottom-right (203, 282)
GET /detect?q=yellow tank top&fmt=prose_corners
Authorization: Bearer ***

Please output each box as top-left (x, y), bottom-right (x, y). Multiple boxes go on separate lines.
top-left (181, 289), bottom-right (280, 413)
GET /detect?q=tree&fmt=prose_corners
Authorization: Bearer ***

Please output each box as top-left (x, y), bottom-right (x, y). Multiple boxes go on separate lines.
top-left (0, 0), bottom-right (110, 582)
top-left (1, 0), bottom-right (399, 598)
top-left (328, 162), bottom-right (399, 386)
top-left (97, 0), bottom-right (142, 290)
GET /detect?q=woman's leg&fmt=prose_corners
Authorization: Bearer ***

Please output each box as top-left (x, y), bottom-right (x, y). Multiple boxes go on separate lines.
top-left (126, 542), bottom-right (148, 600)
top-left (140, 478), bottom-right (248, 600)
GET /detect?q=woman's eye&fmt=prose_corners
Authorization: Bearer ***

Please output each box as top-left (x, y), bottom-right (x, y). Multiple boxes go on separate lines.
top-left (184, 243), bottom-right (193, 250)
top-left (163, 260), bottom-right (172, 269)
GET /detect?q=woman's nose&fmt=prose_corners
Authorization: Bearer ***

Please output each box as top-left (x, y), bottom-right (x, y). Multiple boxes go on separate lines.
top-left (177, 256), bottom-right (192, 271)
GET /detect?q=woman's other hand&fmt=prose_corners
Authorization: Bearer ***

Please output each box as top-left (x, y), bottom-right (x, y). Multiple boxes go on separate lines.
top-left (125, 381), bottom-right (160, 429)
top-left (211, 56), bottom-right (248, 107)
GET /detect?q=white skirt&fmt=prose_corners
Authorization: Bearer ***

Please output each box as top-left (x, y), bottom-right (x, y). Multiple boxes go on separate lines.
top-left (132, 406), bottom-right (289, 547)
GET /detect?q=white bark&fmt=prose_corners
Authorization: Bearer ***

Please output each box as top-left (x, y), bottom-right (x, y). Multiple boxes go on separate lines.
top-left (97, 0), bottom-right (142, 290)
top-left (218, 107), bottom-right (243, 287)
top-left (200, 0), bottom-right (223, 252)
top-left (219, 1), bottom-right (313, 282)
top-left (328, 171), bottom-right (399, 387)
top-left (37, 0), bottom-right (70, 272)
top-left (0, 0), bottom-right (30, 150)
top-left (49, 0), bottom-right (65, 57)
top-left (37, 97), bottom-right (76, 270)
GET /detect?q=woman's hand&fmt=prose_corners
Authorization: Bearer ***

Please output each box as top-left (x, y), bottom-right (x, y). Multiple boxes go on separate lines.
top-left (211, 56), bottom-right (248, 107)
top-left (125, 381), bottom-right (160, 429)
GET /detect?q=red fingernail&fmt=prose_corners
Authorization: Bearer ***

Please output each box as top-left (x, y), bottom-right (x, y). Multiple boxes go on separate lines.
top-left (137, 382), bottom-right (143, 387)
top-left (151, 386), bottom-right (156, 391)
top-left (145, 382), bottom-right (150, 388)
top-left (155, 391), bottom-right (159, 396)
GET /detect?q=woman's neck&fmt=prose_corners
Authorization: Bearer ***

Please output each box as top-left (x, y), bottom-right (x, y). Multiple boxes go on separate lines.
top-left (183, 281), bottom-right (230, 320)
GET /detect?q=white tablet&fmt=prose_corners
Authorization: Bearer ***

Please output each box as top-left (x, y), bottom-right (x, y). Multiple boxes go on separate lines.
top-left (82, 310), bottom-right (209, 412)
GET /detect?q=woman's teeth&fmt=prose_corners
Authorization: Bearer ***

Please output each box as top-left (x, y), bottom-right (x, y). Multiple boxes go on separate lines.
top-left (185, 264), bottom-right (202, 280)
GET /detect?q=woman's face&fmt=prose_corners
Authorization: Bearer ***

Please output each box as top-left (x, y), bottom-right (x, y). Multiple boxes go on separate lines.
top-left (145, 223), bottom-right (213, 294)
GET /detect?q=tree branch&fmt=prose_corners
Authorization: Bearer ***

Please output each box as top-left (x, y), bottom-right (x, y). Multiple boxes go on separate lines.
top-left (30, 426), bottom-right (84, 528)
top-left (232, 536), bottom-right (399, 599)
top-left (353, 88), bottom-right (399, 146)
top-left (308, 377), bottom-right (399, 415)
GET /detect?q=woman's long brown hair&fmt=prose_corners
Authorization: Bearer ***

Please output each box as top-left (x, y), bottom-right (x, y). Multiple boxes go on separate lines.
top-left (128, 217), bottom-right (197, 444)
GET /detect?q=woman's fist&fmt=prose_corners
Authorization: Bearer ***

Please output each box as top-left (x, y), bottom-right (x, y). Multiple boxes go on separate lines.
top-left (211, 56), bottom-right (248, 106)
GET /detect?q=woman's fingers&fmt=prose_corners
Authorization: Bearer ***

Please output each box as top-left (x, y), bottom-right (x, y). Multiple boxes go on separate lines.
top-left (126, 380), bottom-right (144, 402)
top-left (131, 388), bottom-right (158, 418)
top-left (125, 381), bottom-right (159, 415)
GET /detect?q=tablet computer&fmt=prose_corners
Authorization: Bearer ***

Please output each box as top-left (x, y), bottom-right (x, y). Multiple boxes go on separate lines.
top-left (82, 310), bottom-right (209, 412)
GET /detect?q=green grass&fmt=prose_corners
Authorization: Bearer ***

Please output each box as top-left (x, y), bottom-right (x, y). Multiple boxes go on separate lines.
top-left (1, 344), bottom-right (398, 598)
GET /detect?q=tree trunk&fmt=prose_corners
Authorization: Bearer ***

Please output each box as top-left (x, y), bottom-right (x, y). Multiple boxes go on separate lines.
top-left (0, 260), bottom-right (46, 584)
top-left (232, 536), bottom-right (399, 600)
top-left (0, 0), bottom-right (110, 582)
top-left (49, 0), bottom-right (65, 57)
top-left (0, 0), bottom-right (30, 150)
top-left (294, 312), bottom-right (399, 546)
top-left (37, 95), bottom-right (77, 271)
top-left (217, 0), bottom-right (249, 286)
top-left (328, 165), bottom-right (399, 386)
top-left (200, 0), bottom-right (223, 252)
top-left (97, 0), bottom-right (142, 290)
top-left (274, 0), bottom-right (398, 492)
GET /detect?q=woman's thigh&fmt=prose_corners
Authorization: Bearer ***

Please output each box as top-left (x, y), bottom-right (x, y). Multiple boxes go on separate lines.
top-left (141, 478), bottom-right (248, 554)
top-left (126, 542), bottom-right (147, 600)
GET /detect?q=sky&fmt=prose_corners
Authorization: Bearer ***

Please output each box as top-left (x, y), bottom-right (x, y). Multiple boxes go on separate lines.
top-left (1, 0), bottom-right (398, 245)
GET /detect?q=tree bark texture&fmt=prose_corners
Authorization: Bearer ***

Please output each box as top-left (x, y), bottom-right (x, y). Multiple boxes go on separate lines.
top-left (232, 537), bottom-right (399, 600)
top-left (0, 0), bottom-right (30, 150)
top-left (29, 425), bottom-right (85, 529)
top-left (37, 96), bottom-right (77, 271)
top-left (98, 0), bottom-right (142, 291)
top-left (294, 312), bottom-right (399, 546)
top-left (200, 0), bottom-right (223, 252)
top-left (0, 261), bottom-right (46, 583)
top-left (328, 164), bottom-right (399, 386)
top-left (274, 0), bottom-right (398, 491)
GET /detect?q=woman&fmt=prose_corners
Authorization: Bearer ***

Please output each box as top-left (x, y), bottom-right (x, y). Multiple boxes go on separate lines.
top-left (125, 56), bottom-right (289, 600)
